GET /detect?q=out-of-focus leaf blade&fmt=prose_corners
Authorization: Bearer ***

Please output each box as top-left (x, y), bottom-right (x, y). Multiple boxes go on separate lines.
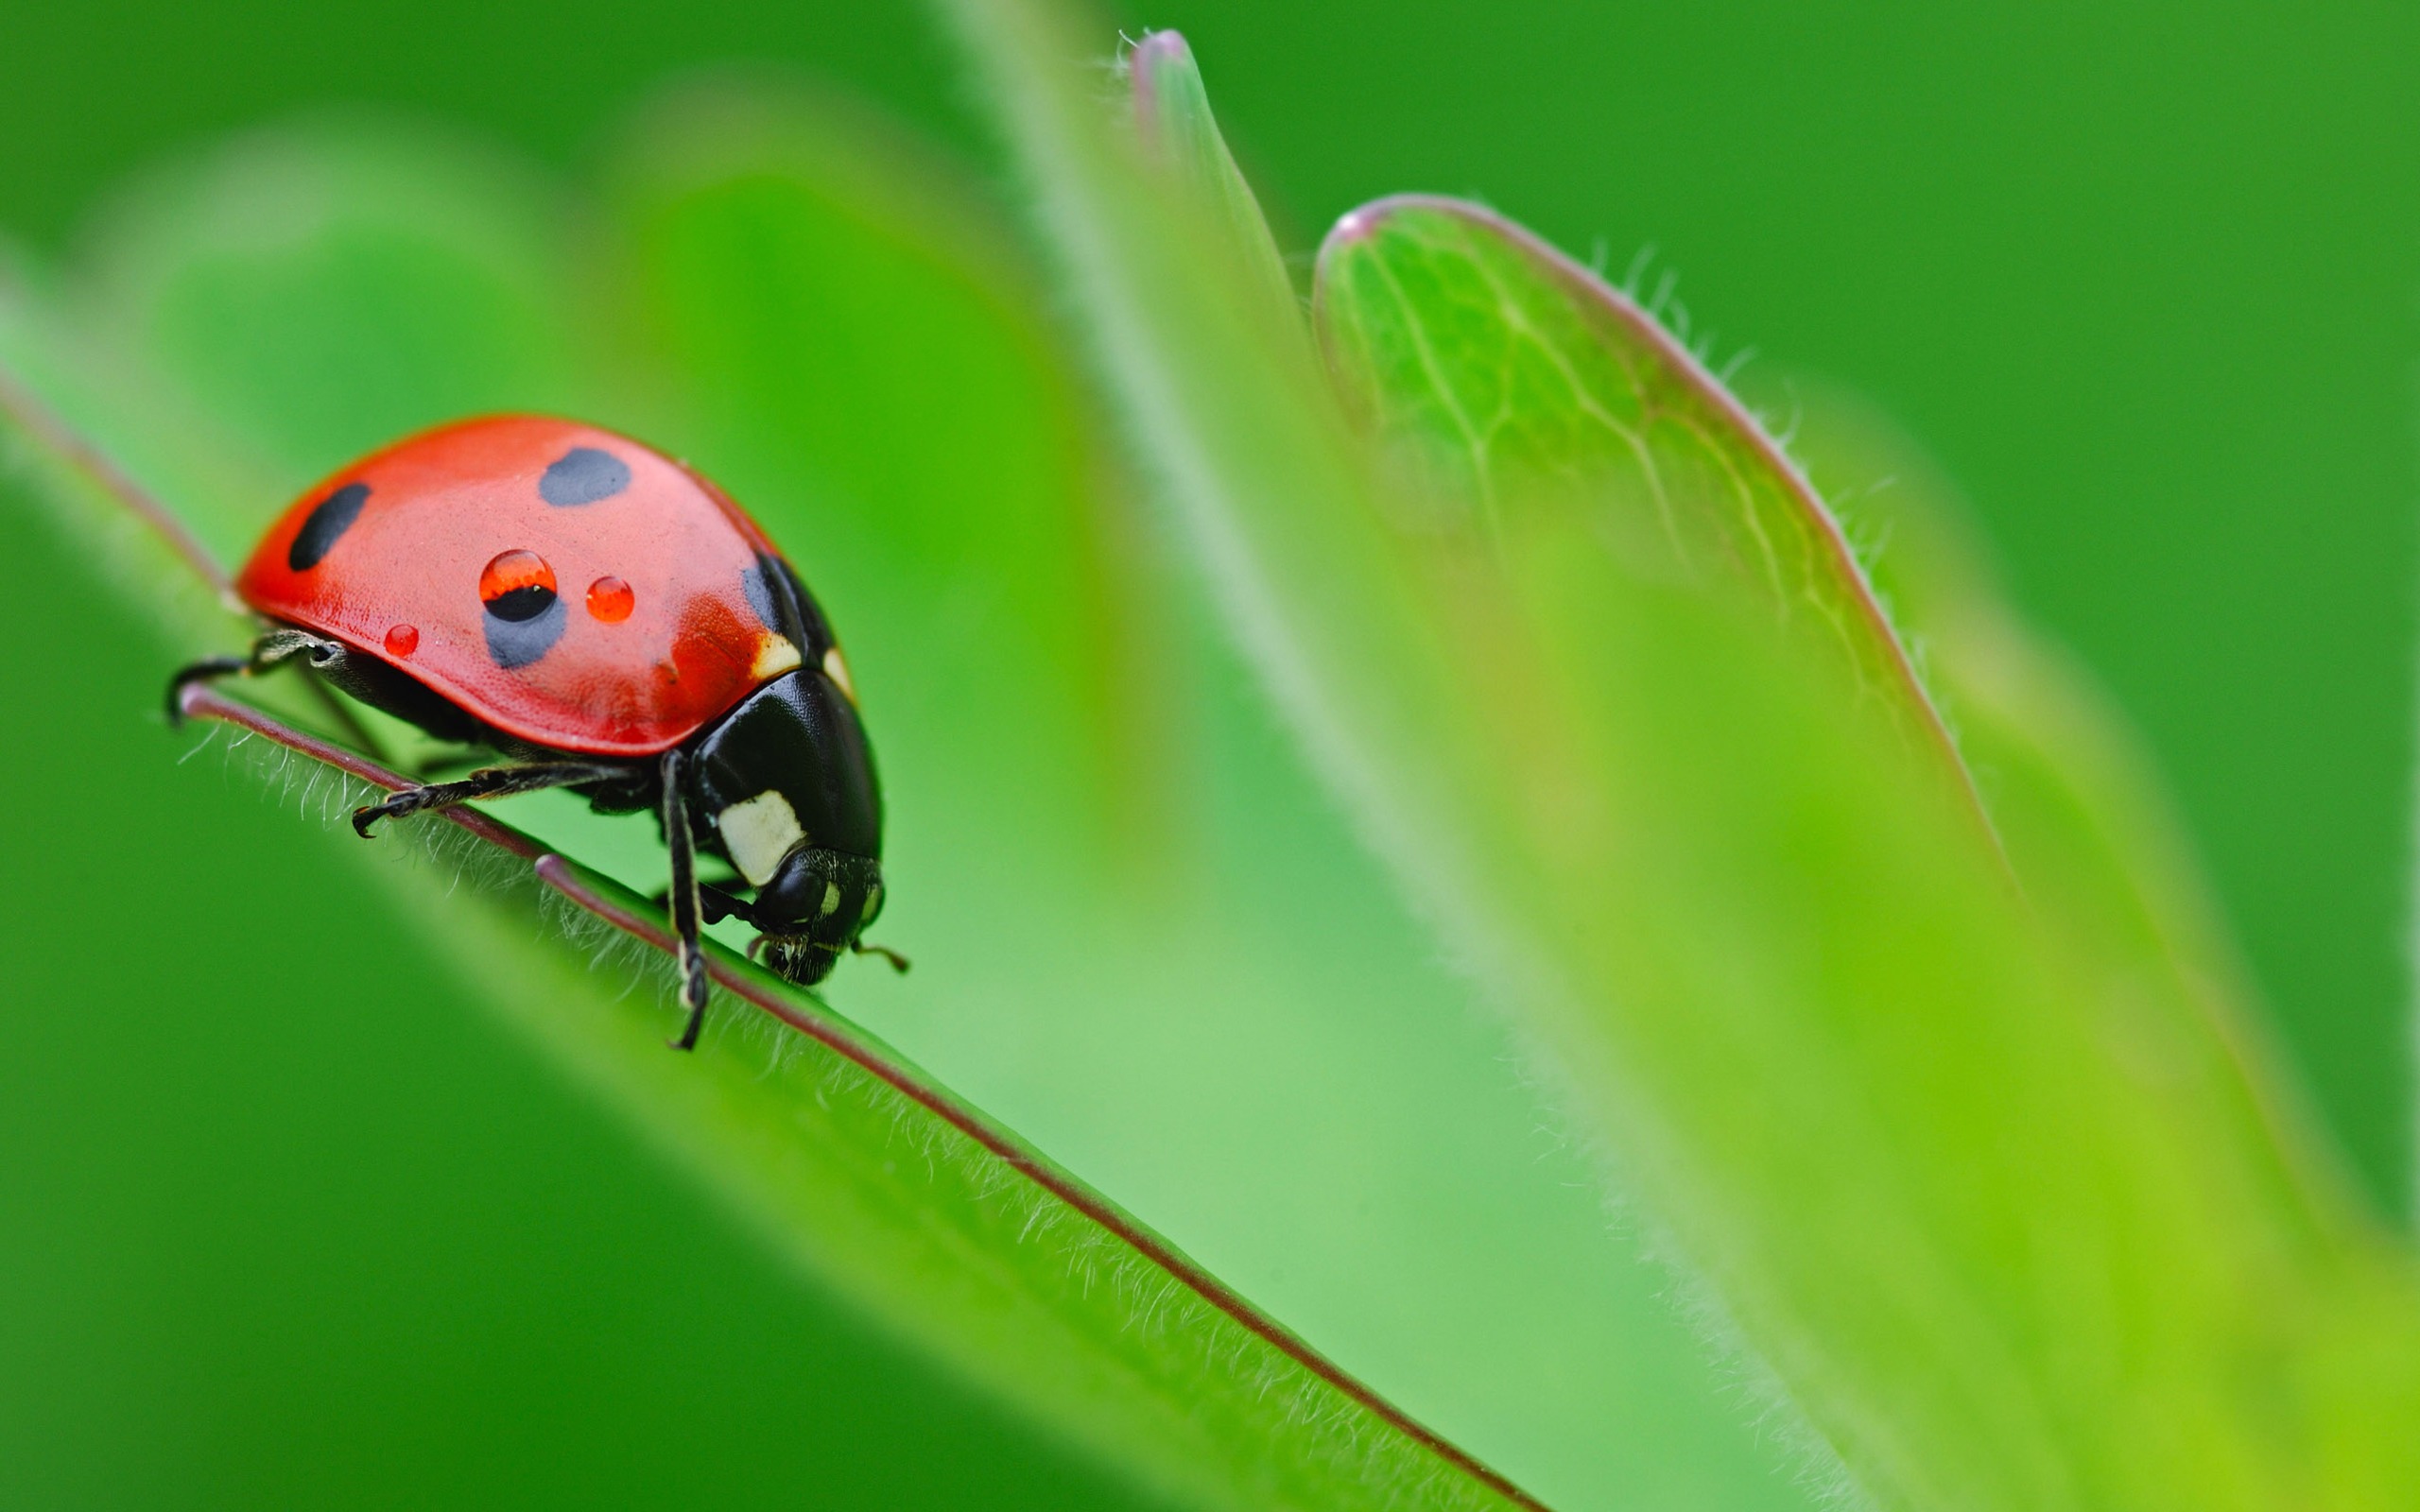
top-left (935, 5), bottom-right (2420, 1507)
top-left (1787, 387), bottom-right (2358, 1212)
top-left (0, 124), bottom-right (1547, 1512)
top-left (596, 79), bottom-right (1152, 928)
top-left (1489, 520), bottom-right (2420, 1510)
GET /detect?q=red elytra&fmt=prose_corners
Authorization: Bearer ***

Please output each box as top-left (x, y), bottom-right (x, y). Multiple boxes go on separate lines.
top-left (236, 415), bottom-right (803, 757)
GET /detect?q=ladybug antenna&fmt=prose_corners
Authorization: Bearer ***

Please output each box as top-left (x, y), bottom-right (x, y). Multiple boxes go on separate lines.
top-left (853, 941), bottom-right (911, 974)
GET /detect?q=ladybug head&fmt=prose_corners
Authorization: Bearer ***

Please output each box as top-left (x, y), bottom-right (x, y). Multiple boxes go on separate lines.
top-left (685, 663), bottom-right (887, 988)
top-left (748, 847), bottom-right (885, 988)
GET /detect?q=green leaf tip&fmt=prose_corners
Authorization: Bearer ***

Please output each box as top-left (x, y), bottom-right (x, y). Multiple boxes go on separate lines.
top-left (1127, 28), bottom-right (1297, 321)
top-left (1312, 194), bottom-right (1982, 820)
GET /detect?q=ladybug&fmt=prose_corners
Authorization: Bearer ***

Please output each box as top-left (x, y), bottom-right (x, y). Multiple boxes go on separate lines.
top-left (170, 414), bottom-right (902, 1050)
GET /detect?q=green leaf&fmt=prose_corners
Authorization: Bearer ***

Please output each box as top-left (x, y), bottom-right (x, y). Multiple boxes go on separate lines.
top-left (934, 6), bottom-right (2420, 1507)
top-left (1312, 198), bottom-right (1972, 791)
top-left (0, 122), bottom-right (1547, 1512)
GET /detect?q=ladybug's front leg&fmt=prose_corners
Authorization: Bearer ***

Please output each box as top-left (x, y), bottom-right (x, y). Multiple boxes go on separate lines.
top-left (350, 761), bottom-right (631, 836)
top-left (659, 747), bottom-right (710, 1052)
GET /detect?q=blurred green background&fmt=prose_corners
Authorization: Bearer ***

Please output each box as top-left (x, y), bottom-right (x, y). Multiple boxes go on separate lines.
top-left (2, 1), bottom-right (2411, 1507)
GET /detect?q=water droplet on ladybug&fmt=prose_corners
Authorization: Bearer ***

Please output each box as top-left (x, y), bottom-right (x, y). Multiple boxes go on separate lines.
top-left (479, 549), bottom-right (558, 622)
top-left (587, 576), bottom-right (634, 622)
top-left (385, 623), bottom-right (420, 657)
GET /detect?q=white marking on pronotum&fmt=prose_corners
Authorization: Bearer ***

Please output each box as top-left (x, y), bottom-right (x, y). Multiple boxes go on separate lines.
top-left (821, 644), bottom-right (857, 703)
top-left (751, 633), bottom-right (803, 682)
top-left (718, 789), bottom-right (805, 885)
top-left (819, 881), bottom-right (840, 918)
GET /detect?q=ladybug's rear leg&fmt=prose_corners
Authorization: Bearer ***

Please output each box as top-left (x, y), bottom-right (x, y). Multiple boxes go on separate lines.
top-left (659, 747), bottom-right (711, 1052)
top-left (350, 761), bottom-right (631, 836)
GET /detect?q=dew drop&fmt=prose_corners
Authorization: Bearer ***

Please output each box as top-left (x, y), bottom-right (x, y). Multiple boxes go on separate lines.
top-left (587, 575), bottom-right (634, 623)
top-left (479, 549), bottom-right (558, 622)
top-left (385, 624), bottom-right (420, 657)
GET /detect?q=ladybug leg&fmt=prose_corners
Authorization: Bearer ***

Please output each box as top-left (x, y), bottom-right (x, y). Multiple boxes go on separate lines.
top-left (164, 628), bottom-right (339, 723)
top-left (659, 747), bottom-right (710, 1052)
top-left (351, 761), bottom-right (629, 837)
top-left (164, 654), bottom-right (250, 720)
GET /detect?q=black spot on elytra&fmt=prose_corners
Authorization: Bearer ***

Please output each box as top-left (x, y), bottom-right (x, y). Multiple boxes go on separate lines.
top-left (484, 593), bottom-right (566, 669)
top-left (741, 552), bottom-right (831, 651)
top-left (484, 582), bottom-right (556, 623)
top-left (539, 447), bottom-right (631, 507)
top-left (287, 482), bottom-right (369, 570)
top-left (740, 559), bottom-right (786, 638)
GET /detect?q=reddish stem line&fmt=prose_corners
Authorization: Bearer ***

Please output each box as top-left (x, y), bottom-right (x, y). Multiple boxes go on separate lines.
top-left (0, 359), bottom-right (233, 594)
top-left (180, 679), bottom-right (1552, 1512)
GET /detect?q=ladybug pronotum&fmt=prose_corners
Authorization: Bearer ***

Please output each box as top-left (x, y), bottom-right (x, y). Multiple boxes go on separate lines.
top-left (172, 414), bottom-right (900, 1049)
